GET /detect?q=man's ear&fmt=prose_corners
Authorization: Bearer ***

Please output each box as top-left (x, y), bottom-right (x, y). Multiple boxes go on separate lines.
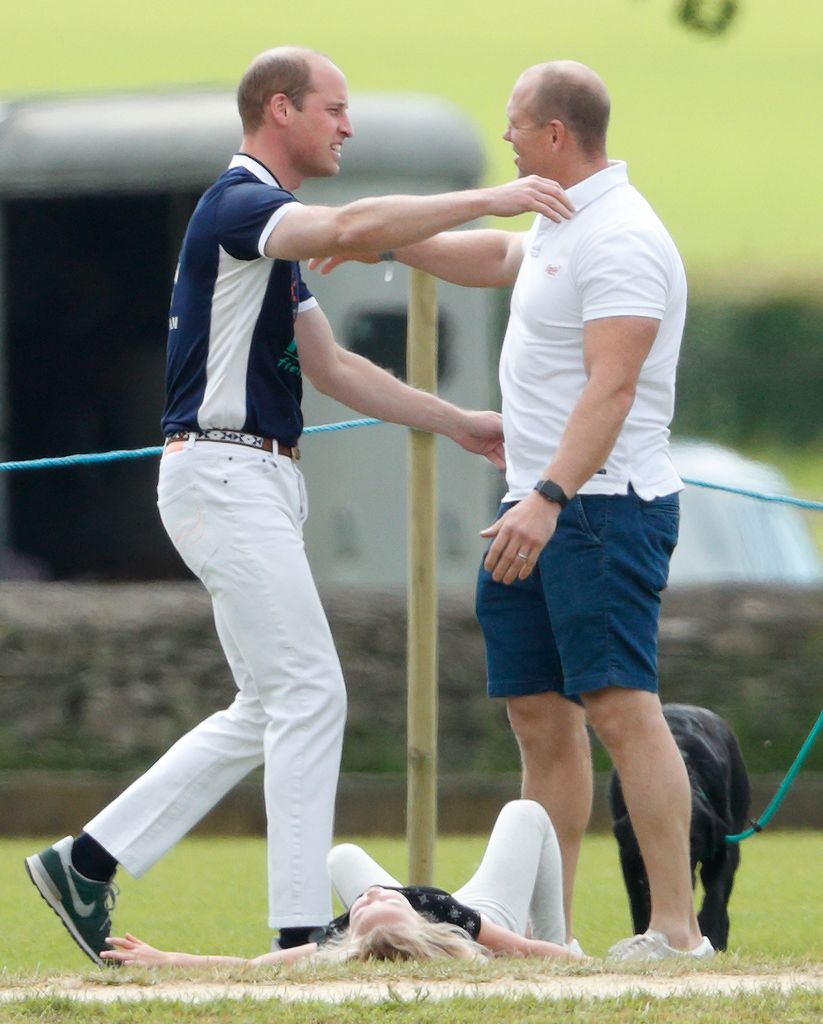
top-left (268, 93), bottom-right (291, 126)
top-left (549, 120), bottom-right (566, 150)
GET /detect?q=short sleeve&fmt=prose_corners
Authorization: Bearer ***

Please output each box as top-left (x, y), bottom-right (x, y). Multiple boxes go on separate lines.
top-left (296, 264), bottom-right (317, 313)
top-left (576, 224), bottom-right (669, 323)
top-left (442, 896), bottom-right (482, 939)
top-left (214, 181), bottom-right (297, 261)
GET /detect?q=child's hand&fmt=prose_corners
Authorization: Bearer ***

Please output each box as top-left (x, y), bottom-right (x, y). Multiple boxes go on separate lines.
top-left (102, 932), bottom-right (169, 967)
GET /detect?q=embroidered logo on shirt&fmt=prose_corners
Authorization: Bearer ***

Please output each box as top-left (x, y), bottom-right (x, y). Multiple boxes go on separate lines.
top-left (277, 339), bottom-right (301, 377)
top-left (545, 264), bottom-right (561, 277)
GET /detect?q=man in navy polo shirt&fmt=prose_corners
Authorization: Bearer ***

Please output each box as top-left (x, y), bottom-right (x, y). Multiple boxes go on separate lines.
top-left (24, 46), bottom-right (574, 964)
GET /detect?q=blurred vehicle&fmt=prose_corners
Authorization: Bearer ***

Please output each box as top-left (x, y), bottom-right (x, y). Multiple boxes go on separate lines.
top-left (669, 439), bottom-right (823, 587)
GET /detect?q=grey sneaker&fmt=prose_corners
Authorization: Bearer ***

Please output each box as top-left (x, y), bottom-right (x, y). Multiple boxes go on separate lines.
top-left (608, 928), bottom-right (715, 963)
top-left (24, 836), bottom-right (118, 966)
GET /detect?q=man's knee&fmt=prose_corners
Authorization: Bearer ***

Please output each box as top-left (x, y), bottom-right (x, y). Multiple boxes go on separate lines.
top-left (506, 694), bottom-right (588, 762)
top-left (583, 687), bottom-right (663, 752)
top-left (507, 701), bottom-right (552, 763)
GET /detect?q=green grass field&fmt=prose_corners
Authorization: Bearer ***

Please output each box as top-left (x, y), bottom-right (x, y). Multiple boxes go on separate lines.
top-left (2, 1), bottom-right (823, 286)
top-left (2, 993), bottom-right (823, 1024)
top-left (2, 832), bottom-right (822, 1019)
top-left (2, 831), bottom-right (821, 974)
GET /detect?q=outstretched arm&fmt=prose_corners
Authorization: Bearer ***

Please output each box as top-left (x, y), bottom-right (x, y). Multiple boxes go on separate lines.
top-left (476, 919), bottom-right (579, 959)
top-left (267, 175), bottom-right (572, 261)
top-left (102, 933), bottom-right (317, 968)
top-left (295, 306), bottom-right (505, 469)
top-left (310, 229), bottom-right (527, 289)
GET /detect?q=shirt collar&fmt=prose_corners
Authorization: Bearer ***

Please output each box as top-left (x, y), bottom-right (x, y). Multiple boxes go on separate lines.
top-left (565, 160), bottom-right (628, 214)
top-left (229, 153), bottom-right (284, 189)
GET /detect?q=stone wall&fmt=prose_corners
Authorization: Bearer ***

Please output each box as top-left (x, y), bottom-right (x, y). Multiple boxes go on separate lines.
top-left (1, 582), bottom-right (821, 833)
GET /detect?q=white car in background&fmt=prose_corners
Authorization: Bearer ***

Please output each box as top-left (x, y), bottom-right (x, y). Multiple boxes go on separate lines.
top-left (669, 439), bottom-right (823, 587)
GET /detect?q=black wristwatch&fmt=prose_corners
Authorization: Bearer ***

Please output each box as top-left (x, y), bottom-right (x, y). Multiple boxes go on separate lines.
top-left (534, 479), bottom-right (570, 509)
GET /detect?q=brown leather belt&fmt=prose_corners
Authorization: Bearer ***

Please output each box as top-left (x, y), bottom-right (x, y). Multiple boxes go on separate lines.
top-left (164, 430), bottom-right (300, 460)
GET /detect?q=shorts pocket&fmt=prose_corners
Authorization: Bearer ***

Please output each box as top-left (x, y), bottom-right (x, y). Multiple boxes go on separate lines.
top-left (572, 496), bottom-right (607, 544)
top-left (640, 494), bottom-right (680, 552)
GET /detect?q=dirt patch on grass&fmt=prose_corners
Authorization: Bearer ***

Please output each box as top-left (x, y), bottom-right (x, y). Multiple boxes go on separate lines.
top-left (2, 972), bottom-right (822, 1004)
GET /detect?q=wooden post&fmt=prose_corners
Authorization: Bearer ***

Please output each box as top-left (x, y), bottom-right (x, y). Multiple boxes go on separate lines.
top-left (406, 268), bottom-right (438, 885)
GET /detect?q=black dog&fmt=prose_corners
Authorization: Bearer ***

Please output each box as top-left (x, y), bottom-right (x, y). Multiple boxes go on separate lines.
top-left (607, 703), bottom-right (750, 951)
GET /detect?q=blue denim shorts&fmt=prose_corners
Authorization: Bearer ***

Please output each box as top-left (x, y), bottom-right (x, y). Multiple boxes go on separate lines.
top-left (475, 489), bottom-right (679, 701)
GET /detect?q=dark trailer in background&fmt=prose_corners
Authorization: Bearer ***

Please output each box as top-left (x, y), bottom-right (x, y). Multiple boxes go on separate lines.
top-left (0, 90), bottom-right (498, 584)
top-left (0, 91), bottom-right (820, 590)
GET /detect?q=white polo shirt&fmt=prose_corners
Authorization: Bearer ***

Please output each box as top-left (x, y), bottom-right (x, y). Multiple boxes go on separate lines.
top-left (499, 160), bottom-right (686, 501)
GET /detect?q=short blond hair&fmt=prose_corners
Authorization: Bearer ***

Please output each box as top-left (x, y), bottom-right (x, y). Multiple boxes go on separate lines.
top-left (237, 47), bottom-right (320, 132)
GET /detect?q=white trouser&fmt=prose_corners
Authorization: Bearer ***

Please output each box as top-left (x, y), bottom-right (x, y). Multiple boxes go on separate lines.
top-left (327, 800), bottom-right (566, 943)
top-left (84, 440), bottom-right (347, 927)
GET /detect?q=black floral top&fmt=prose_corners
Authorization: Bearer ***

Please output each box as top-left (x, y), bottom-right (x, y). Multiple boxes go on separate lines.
top-left (315, 885), bottom-right (481, 943)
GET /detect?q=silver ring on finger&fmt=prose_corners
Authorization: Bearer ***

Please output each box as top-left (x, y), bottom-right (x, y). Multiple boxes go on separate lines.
top-left (516, 551), bottom-right (529, 561)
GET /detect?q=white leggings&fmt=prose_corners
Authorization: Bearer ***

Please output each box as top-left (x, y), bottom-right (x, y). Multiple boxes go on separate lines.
top-left (326, 800), bottom-right (566, 944)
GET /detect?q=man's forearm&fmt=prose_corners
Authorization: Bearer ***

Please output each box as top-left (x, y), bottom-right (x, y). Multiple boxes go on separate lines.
top-left (541, 384), bottom-right (636, 497)
top-left (333, 191), bottom-right (496, 254)
top-left (268, 175), bottom-right (571, 261)
top-left (394, 229), bottom-right (522, 288)
top-left (316, 348), bottom-right (466, 439)
top-left (542, 317), bottom-right (658, 495)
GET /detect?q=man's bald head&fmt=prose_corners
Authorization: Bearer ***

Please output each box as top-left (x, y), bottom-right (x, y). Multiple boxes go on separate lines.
top-left (517, 61), bottom-right (610, 157)
top-left (237, 46), bottom-right (334, 132)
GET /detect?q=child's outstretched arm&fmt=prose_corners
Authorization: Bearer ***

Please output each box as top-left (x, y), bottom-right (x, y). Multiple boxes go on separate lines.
top-left (476, 919), bottom-right (581, 960)
top-left (103, 933), bottom-right (317, 968)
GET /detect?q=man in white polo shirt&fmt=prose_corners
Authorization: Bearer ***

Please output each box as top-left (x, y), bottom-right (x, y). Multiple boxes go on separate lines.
top-left (313, 59), bottom-right (710, 962)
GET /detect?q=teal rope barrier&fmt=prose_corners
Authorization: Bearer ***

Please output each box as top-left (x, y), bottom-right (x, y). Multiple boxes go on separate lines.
top-left (0, 417), bottom-right (820, 835)
top-left (0, 418), bottom-right (384, 472)
top-left (2, 428), bottom-right (822, 516)
top-left (682, 476), bottom-right (823, 512)
top-left (0, 446), bottom-right (164, 471)
top-left (725, 709), bottom-right (823, 843)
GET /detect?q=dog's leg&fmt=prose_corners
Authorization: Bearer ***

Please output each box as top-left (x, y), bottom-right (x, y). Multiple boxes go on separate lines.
top-left (618, 841), bottom-right (652, 935)
top-left (698, 842), bottom-right (740, 951)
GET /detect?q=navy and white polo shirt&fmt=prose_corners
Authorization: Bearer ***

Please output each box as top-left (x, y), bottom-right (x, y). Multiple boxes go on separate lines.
top-left (161, 154), bottom-right (317, 445)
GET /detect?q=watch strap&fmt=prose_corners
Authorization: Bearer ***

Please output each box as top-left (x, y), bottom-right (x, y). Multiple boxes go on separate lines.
top-left (534, 479), bottom-right (570, 508)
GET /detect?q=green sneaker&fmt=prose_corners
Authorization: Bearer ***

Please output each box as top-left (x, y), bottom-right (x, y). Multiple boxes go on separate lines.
top-left (24, 836), bottom-right (118, 966)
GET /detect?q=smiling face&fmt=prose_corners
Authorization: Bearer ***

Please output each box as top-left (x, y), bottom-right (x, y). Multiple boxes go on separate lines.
top-left (502, 70), bottom-right (554, 179)
top-left (283, 56), bottom-right (352, 183)
top-left (347, 887), bottom-right (420, 938)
